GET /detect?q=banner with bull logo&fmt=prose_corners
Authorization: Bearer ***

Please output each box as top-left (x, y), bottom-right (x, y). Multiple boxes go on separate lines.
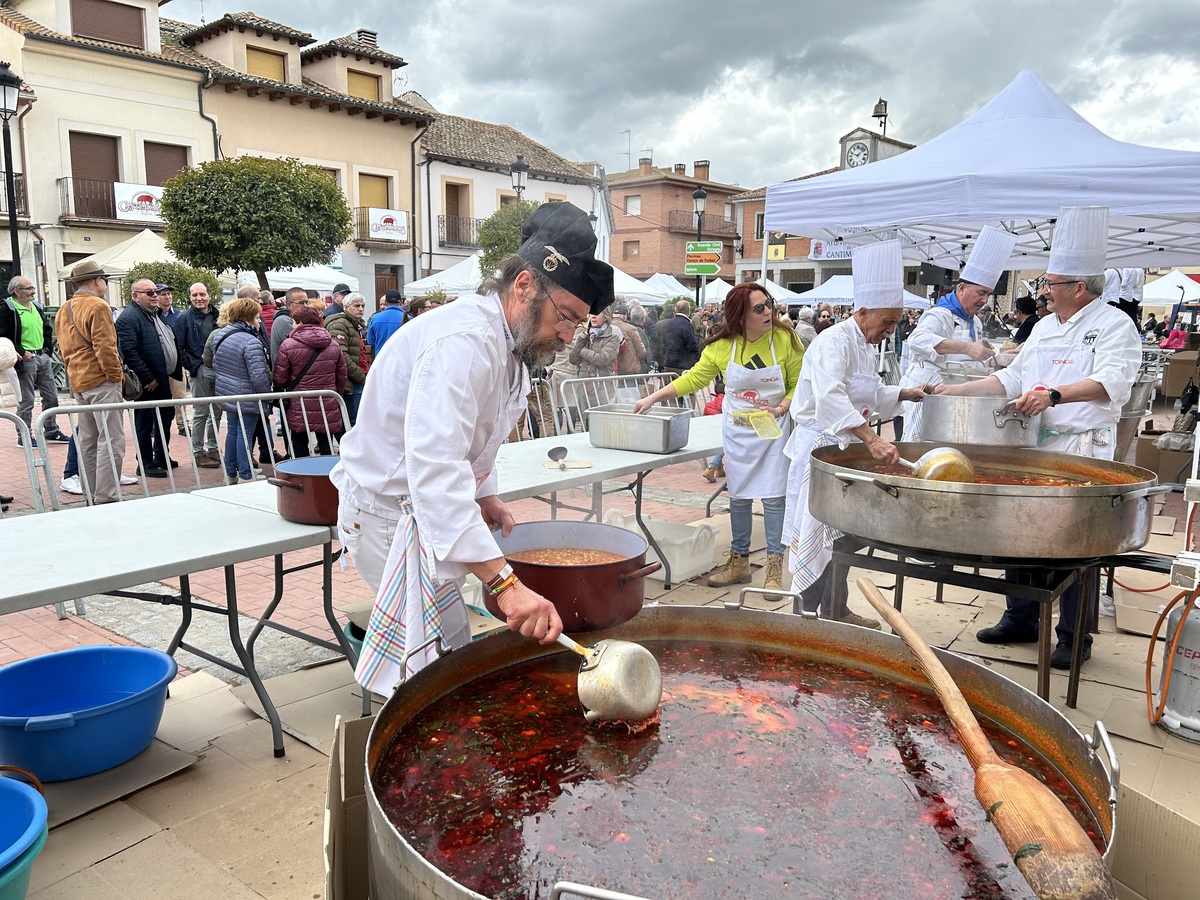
top-left (114, 182), bottom-right (165, 223)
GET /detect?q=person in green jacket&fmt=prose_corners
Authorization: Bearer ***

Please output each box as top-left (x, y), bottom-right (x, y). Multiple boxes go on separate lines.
top-left (325, 293), bottom-right (370, 426)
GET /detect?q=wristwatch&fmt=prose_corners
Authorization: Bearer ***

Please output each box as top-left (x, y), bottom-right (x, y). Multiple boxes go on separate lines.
top-left (1048, 389), bottom-right (1062, 407)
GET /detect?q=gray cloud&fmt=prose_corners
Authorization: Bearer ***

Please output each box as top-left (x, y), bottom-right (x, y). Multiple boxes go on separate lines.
top-left (165, 0), bottom-right (1200, 188)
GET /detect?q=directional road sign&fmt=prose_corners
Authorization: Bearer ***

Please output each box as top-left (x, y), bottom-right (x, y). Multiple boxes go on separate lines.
top-left (686, 241), bottom-right (723, 254)
top-left (684, 262), bottom-right (721, 276)
top-left (686, 252), bottom-right (721, 264)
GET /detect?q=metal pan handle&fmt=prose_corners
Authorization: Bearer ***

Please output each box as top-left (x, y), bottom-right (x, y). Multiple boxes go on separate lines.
top-left (267, 477), bottom-right (302, 492)
top-left (1112, 484), bottom-right (1173, 506)
top-left (1086, 720), bottom-right (1121, 811)
top-left (618, 561), bottom-right (662, 585)
top-left (727, 586), bottom-right (805, 611)
top-left (834, 470), bottom-right (900, 497)
top-left (551, 882), bottom-right (654, 900)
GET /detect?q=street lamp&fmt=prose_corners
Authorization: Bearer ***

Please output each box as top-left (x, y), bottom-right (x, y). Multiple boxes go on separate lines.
top-left (692, 185), bottom-right (707, 307)
top-left (510, 154), bottom-right (529, 201)
top-left (0, 62), bottom-right (21, 277)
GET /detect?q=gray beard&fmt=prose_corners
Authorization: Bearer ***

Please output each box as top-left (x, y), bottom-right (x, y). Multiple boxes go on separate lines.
top-left (512, 293), bottom-right (562, 368)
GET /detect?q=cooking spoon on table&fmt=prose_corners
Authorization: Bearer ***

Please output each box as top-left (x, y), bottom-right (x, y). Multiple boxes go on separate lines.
top-left (555, 633), bottom-right (662, 724)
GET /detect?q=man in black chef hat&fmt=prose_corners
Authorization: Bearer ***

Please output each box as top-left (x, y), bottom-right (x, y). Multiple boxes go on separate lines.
top-left (331, 201), bottom-right (615, 688)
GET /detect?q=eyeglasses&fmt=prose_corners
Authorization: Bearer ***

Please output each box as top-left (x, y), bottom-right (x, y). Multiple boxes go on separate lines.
top-left (135, 289), bottom-right (159, 297)
top-left (547, 292), bottom-right (585, 332)
top-left (751, 299), bottom-right (775, 315)
top-left (818, 313), bottom-right (833, 319)
top-left (1044, 280), bottom-right (1080, 291)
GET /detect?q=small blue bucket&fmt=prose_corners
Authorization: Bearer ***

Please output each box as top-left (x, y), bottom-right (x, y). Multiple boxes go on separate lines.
top-left (0, 769), bottom-right (47, 900)
top-left (0, 646), bottom-right (177, 782)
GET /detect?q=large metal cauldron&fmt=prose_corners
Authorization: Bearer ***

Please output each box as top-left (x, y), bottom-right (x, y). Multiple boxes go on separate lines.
top-left (364, 606), bottom-right (1119, 899)
top-left (920, 394), bottom-right (1040, 448)
top-left (810, 442), bottom-right (1164, 560)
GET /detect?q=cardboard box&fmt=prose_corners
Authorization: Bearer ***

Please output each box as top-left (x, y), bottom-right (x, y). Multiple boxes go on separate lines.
top-left (1136, 432), bottom-right (1160, 474)
top-left (1158, 448), bottom-right (1193, 484)
top-left (1162, 350), bottom-right (1198, 397)
top-left (325, 714), bottom-right (373, 900)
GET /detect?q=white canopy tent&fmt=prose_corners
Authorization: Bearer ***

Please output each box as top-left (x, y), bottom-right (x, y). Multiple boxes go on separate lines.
top-left (762, 278), bottom-right (801, 301)
top-left (236, 265), bottom-right (358, 294)
top-left (644, 272), bottom-right (692, 298)
top-left (790, 275), bottom-right (929, 310)
top-left (702, 278), bottom-right (732, 303)
top-left (405, 252), bottom-right (483, 296)
top-left (765, 69), bottom-right (1200, 269)
top-left (610, 265), bottom-right (673, 305)
top-left (1143, 269), bottom-right (1200, 304)
top-left (75, 228), bottom-right (181, 272)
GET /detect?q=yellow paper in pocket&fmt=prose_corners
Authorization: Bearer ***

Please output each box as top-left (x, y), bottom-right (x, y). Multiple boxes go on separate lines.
top-left (732, 408), bottom-right (783, 439)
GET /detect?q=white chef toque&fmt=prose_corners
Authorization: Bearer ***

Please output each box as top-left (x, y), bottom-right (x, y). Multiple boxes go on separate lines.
top-left (1120, 267), bottom-right (1145, 302)
top-left (1047, 206), bottom-right (1108, 276)
top-left (959, 225), bottom-right (1018, 290)
top-left (852, 239), bottom-right (904, 310)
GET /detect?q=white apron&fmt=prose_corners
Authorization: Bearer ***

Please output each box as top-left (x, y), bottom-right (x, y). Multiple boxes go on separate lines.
top-left (784, 371), bottom-right (882, 591)
top-left (722, 335), bottom-right (792, 499)
top-left (1024, 343), bottom-right (1116, 461)
top-left (899, 309), bottom-right (988, 442)
top-left (352, 362), bottom-right (528, 694)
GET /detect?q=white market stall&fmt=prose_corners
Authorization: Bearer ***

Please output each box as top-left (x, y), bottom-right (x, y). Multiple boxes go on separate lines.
top-left (236, 265), bottom-right (357, 294)
top-left (763, 278), bottom-right (802, 302)
top-left (791, 275), bottom-right (929, 310)
top-left (702, 278), bottom-right (732, 303)
top-left (764, 68), bottom-right (1200, 270)
top-left (405, 252), bottom-right (483, 296)
top-left (74, 228), bottom-right (182, 272)
top-left (611, 265), bottom-right (673, 305)
top-left (644, 272), bottom-right (692, 299)
top-left (1143, 269), bottom-right (1200, 305)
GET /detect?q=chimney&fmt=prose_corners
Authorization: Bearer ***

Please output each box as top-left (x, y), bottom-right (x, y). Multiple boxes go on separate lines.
top-left (694, 160), bottom-right (710, 181)
top-left (673, 163), bottom-right (686, 174)
top-left (638, 157), bottom-right (653, 175)
top-left (355, 29), bottom-right (378, 46)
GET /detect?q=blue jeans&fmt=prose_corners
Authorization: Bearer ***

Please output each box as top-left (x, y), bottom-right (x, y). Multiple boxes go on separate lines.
top-left (345, 383), bottom-right (364, 428)
top-left (224, 411), bottom-right (255, 480)
top-left (729, 495), bottom-right (786, 556)
top-left (709, 453), bottom-right (724, 468)
top-left (64, 436), bottom-right (79, 478)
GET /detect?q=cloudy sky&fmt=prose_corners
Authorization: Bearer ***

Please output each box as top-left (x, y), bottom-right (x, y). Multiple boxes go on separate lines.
top-left (165, 0), bottom-right (1200, 189)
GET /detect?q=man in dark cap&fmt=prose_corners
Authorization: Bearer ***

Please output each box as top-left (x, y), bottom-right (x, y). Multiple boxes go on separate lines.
top-left (366, 289), bottom-right (406, 356)
top-left (331, 202), bottom-right (614, 692)
top-left (323, 282), bottom-right (351, 320)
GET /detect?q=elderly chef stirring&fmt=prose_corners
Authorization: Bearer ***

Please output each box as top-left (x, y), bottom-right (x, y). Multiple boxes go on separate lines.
top-left (898, 225), bottom-right (1018, 441)
top-left (935, 206), bottom-right (1141, 668)
top-left (782, 240), bottom-right (929, 629)
top-left (332, 202), bottom-right (615, 692)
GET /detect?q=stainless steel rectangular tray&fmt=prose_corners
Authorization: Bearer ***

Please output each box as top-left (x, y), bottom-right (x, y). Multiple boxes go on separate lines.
top-left (587, 403), bottom-right (692, 453)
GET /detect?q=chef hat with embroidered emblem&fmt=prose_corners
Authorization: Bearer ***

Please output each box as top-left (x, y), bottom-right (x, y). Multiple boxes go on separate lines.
top-left (1048, 206), bottom-right (1108, 276)
top-left (852, 239), bottom-right (904, 310)
top-left (516, 202), bottom-right (615, 314)
top-left (1121, 267), bottom-right (1145, 302)
top-left (959, 225), bottom-right (1018, 290)
top-left (1101, 268), bottom-right (1121, 303)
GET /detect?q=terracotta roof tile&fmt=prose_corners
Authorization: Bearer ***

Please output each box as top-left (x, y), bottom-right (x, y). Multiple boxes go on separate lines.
top-left (422, 114), bottom-right (594, 183)
top-left (301, 35), bottom-right (406, 69)
top-left (730, 167), bottom-right (839, 201)
top-left (0, 4), bottom-right (202, 69)
top-left (179, 12), bottom-right (314, 46)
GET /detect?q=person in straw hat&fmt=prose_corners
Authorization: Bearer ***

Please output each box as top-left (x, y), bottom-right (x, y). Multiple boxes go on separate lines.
top-left (781, 240), bottom-right (930, 629)
top-left (53, 261), bottom-right (127, 503)
top-left (936, 206), bottom-right (1142, 667)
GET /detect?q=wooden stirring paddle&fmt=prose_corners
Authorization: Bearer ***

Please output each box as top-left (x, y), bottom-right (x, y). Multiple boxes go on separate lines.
top-left (857, 577), bottom-right (1116, 900)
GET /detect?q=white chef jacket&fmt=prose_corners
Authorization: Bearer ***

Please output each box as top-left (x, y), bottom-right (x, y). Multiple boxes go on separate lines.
top-left (899, 306), bottom-right (988, 440)
top-left (994, 297), bottom-right (1141, 440)
top-left (332, 292), bottom-right (528, 583)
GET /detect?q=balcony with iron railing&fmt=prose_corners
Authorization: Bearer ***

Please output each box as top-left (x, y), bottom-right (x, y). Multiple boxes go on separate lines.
top-left (58, 177), bottom-right (131, 224)
top-left (439, 214), bottom-right (485, 248)
top-left (0, 172), bottom-right (26, 216)
top-left (666, 210), bottom-right (737, 236)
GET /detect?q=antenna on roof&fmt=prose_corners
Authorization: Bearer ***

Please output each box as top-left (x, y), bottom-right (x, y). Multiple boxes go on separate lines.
top-left (640, 148), bottom-right (653, 165)
top-left (620, 129), bottom-right (631, 170)
top-left (199, 0), bottom-right (207, 25)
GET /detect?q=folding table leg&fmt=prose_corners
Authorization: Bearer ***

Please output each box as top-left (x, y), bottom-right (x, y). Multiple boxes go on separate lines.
top-left (223, 564), bottom-right (286, 758)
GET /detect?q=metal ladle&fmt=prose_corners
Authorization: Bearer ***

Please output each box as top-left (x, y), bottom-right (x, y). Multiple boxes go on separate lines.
top-left (547, 446), bottom-right (568, 470)
top-left (556, 633), bottom-right (663, 724)
top-left (896, 447), bottom-right (976, 483)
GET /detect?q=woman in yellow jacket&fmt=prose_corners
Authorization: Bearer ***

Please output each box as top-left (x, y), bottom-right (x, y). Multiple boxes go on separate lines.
top-left (634, 283), bottom-right (803, 590)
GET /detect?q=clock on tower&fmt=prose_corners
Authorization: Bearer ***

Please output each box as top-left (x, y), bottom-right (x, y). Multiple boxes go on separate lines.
top-left (846, 141), bottom-right (870, 167)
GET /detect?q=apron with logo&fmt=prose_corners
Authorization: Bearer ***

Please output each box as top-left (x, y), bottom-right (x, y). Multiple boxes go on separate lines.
top-left (785, 370), bottom-right (882, 591)
top-left (353, 353), bottom-right (528, 694)
top-left (1024, 338), bottom-right (1116, 461)
top-left (722, 335), bottom-right (792, 499)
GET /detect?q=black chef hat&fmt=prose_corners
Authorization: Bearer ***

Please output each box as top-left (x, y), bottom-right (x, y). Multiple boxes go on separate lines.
top-left (517, 202), bottom-right (614, 315)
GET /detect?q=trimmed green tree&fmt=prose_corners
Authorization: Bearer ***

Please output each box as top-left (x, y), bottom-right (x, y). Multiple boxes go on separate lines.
top-left (121, 261), bottom-right (220, 309)
top-left (160, 156), bottom-right (352, 290)
top-left (478, 199), bottom-right (539, 274)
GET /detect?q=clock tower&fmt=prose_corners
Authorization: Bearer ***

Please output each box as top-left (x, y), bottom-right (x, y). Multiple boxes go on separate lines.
top-left (839, 127), bottom-right (913, 170)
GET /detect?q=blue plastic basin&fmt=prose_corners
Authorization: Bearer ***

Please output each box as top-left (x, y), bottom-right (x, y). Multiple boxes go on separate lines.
top-left (0, 823), bottom-right (46, 900)
top-left (0, 646), bottom-right (177, 782)
top-left (0, 776), bottom-right (46, 873)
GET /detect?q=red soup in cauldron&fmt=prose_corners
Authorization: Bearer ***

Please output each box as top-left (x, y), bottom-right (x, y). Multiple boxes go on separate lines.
top-left (374, 642), bottom-right (1100, 899)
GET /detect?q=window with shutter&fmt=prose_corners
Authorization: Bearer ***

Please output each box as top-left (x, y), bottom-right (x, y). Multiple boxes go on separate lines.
top-left (144, 142), bottom-right (189, 187)
top-left (625, 195), bottom-right (641, 216)
top-left (71, 0), bottom-right (144, 48)
top-left (346, 70), bottom-right (381, 102)
top-left (246, 47), bottom-right (286, 81)
top-left (358, 174), bottom-right (389, 209)
top-left (69, 132), bottom-right (120, 218)
top-left (445, 183), bottom-right (463, 218)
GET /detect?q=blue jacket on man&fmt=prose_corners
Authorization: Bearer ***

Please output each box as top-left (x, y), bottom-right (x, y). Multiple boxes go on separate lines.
top-left (172, 305), bottom-right (220, 377)
top-left (116, 302), bottom-right (181, 398)
top-left (366, 304), bottom-right (405, 355)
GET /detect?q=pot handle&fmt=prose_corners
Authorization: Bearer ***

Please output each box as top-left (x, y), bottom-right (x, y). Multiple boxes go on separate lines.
top-left (551, 881), bottom-right (655, 900)
top-left (24, 712), bottom-right (75, 731)
top-left (618, 561), bottom-right (662, 585)
top-left (267, 477), bottom-right (302, 492)
top-left (834, 470), bottom-right (900, 498)
top-left (1086, 721), bottom-right (1120, 809)
top-left (1112, 484), bottom-right (1173, 506)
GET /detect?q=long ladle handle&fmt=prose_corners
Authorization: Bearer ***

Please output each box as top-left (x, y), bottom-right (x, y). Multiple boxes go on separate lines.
top-left (895, 457), bottom-right (917, 472)
top-left (556, 632), bottom-right (592, 659)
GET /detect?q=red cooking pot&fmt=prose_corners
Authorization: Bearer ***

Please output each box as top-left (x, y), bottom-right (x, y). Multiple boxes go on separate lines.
top-left (268, 456), bottom-right (339, 525)
top-left (491, 521), bottom-right (661, 631)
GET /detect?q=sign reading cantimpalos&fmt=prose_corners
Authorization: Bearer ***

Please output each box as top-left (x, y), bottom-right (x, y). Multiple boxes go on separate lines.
top-left (808, 239), bottom-right (854, 261)
top-left (114, 182), bottom-right (165, 224)
top-left (368, 208), bottom-right (408, 242)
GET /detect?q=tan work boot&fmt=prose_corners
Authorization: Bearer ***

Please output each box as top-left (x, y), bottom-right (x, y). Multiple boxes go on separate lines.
top-left (763, 554), bottom-right (785, 591)
top-left (708, 551), bottom-right (751, 587)
top-left (715, 465), bottom-right (726, 477)
top-left (834, 610), bottom-right (881, 630)
top-left (703, 465), bottom-right (717, 483)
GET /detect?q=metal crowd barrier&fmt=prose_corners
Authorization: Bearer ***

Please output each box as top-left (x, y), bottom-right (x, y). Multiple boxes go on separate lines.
top-left (32, 389), bottom-right (348, 509)
top-left (0, 410), bottom-right (48, 519)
